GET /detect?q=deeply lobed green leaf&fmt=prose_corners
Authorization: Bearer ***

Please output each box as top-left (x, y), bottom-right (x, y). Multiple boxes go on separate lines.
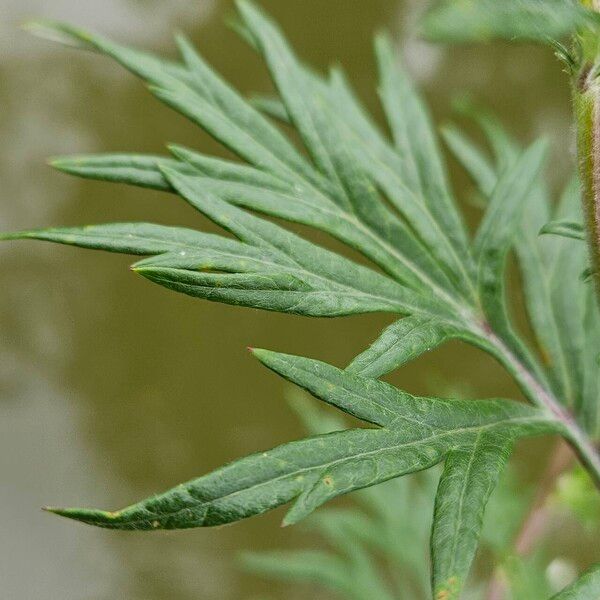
top-left (45, 350), bottom-right (559, 531)
top-left (451, 109), bottom-right (600, 437)
top-left (241, 549), bottom-right (390, 600)
top-left (5, 5), bottom-right (594, 598)
top-left (22, 1), bottom-right (482, 311)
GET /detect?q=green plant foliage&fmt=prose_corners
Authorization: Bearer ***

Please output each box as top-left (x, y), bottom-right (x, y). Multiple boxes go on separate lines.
top-left (422, 0), bottom-right (600, 44)
top-left (243, 397), bottom-right (593, 600)
top-left (347, 315), bottom-right (459, 378)
top-left (242, 396), bottom-right (438, 600)
top-left (44, 350), bottom-right (559, 533)
top-left (442, 103), bottom-right (600, 438)
top-left (553, 465), bottom-right (600, 530)
top-left (540, 220), bottom-right (586, 241)
top-left (431, 433), bottom-right (513, 599)
top-left (504, 554), bottom-right (554, 600)
top-left (3, 2), bottom-right (600, 598)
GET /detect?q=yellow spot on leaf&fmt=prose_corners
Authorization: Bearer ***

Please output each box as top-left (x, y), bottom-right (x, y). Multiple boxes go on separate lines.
top-left (436, 576), bottom-right (460, 600)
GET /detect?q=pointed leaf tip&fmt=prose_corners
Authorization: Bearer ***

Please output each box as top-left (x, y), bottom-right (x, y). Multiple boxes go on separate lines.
top-left (157, 161), bottom-right (193, 189)
top-left (21, 20), bottom-right (95, 50)
top-left (42, 505), bottom-right (112, 524)
top-left (42, 505), bottom-right (73, 517)
top-left (280, 516), bottom-right (294, 528)
top-left (46, 156), bottom-right (61, 167)
top-left (46, 155), bottom-right (84, 172)
top-left (166, 143), bottom-right (183, 156)
top-left (130, 263), bottom-right (162, 277)
top-left (173, 31), bottom-right (197, 57)
top-left (42, 505), bottom-right (85, 519)
top-left (130, 264), bottom-right (154, 275)
top-left (236, 0), bottom-right (270, 29)
top-left (21, 20), bottom-right (55, 36)
top-left (248, 347), bottom-right (271, 362)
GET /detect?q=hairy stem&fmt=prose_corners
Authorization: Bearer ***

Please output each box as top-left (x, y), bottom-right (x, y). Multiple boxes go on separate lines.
top-left (577, 0), bottom-right (600, 301)
top-left (574, 79), bottom-right (600, 299)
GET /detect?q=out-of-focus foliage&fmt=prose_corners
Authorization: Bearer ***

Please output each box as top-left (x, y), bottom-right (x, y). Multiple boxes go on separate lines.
top-left (551, 563), bottom-right (600, 599)
top-left (422, 0), bottom-right (600, 43)
top-left (553, 466), bottom-right (600, 531)
top-left (540, 221), bottom-right (586, 242)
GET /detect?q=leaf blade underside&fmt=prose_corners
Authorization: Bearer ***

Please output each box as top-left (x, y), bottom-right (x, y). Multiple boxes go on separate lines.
top-left (346, 315), bottom-right (459, 378)
top-left (45, 351), bottom-right (559, 531)
top-left (431, 432), bottom-right (513, 600)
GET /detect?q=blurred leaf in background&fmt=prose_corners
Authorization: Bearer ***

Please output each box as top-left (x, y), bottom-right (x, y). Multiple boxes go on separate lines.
top-left (422, 0), bottom-right (600, 44)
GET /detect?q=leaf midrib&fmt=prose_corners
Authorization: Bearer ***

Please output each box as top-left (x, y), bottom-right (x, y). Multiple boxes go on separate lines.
top-left (162, 77), bottom-right (469, 313)
top-left (175, 56), bottom-right (471, 313)
top-left (146, 269), bottom-right (408, 311)
top-left (332, 107), bottom-right (477, 302)
top-left (109, 415), bottom-right (554, 528)
top-left (445, 432), bottom-right (482, 580)
top-left (194, 175), bottom-right (468, 314)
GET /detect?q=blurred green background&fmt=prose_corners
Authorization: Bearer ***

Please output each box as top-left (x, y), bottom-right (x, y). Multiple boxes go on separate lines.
top-left (0, 0), bottom-right (591, 598)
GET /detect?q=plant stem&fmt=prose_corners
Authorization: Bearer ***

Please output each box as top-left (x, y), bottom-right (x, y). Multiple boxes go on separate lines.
top-left (574, 78), bottom-right (600, 299)
top-left (577, 0), bottom-right (600, 301)
top-left (474, 323), bottom-right (600, 489)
